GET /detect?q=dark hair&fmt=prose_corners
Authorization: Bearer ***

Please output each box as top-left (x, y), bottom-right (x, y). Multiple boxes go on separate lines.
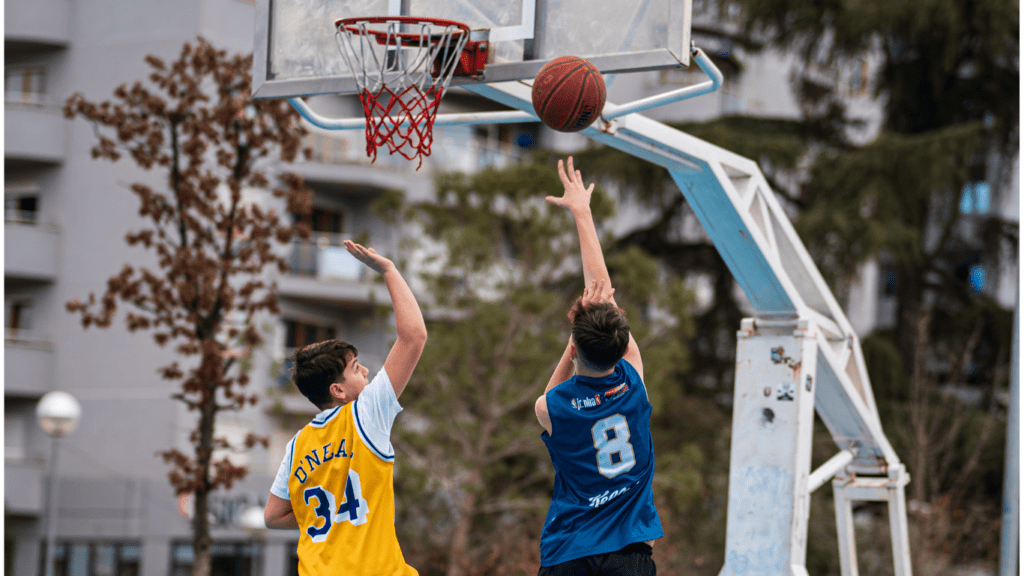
top-left (291, 340), bottom-right (358, 409)
top-left (569, 300), bottom-right (630, 372)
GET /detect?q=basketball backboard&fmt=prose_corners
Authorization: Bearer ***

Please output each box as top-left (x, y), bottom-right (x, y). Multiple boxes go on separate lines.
top-left (252, 0), bottom-right (692, 99)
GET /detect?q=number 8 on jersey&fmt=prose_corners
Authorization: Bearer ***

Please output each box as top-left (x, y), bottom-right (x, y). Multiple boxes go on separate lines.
top-left (591, 414), bottom-right (636, 478)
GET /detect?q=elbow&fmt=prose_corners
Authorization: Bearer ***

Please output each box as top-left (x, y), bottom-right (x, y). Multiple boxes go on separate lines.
top-left (397, 328), bottom-right (427, 352)
top-left (408, 325), bottom-right (428, 346)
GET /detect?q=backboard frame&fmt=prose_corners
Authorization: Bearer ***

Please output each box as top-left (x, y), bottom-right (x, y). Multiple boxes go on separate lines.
top-left (252, 0), bottom-right (692, 100)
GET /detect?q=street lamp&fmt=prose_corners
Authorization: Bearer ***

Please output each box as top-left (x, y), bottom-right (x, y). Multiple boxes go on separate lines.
top-left (238, 505), bottom-right (268, 576)
top-left (36, 391), bottom-right (81, 576)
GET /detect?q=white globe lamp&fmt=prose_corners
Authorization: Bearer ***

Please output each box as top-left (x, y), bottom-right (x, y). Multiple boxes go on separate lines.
top-left (36, 391), bottom-right (82, 438)
top-left (36, 391), bottom-right (81, 576)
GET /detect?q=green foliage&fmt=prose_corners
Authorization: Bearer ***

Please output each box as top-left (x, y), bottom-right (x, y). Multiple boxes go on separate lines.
top-left (798, 124), bottom-right (983, 271)
top-left (726, 0), bottom-right (1018, 145)
top-left (860, 331), bottom-right (911, 405)
top-left (388, 160), bottom-right (706, 574)
top-left (673, 116), bottom-right (810, 172)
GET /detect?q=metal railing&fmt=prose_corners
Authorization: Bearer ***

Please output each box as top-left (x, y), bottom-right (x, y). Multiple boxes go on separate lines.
top-left (5, 209), bottom-right (39, 224)
top-left (302, 127), bottom-right (528, 173)
top-left (287, 232), bottom-right (366, 281)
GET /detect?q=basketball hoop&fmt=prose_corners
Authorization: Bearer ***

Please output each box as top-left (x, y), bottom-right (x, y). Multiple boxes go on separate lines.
top-left (334, 16), bottom-right (480, 169)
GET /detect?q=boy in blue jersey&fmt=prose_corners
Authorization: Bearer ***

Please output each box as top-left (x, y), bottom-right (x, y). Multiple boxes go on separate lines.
top-left (534, 157), bottom-right (663, 576)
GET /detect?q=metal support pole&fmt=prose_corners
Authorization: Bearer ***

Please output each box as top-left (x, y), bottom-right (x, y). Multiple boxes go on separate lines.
top-left (43, 437), bottom-right (61, 576)
top-left (600, 48), bottom-right (723, 120)
top-left (807, 449), bottom-right (857, 494)
top-left (999, 296), bottom-right (1019, 576)
top-left (832, 477), bottom-right (859, 576)
top-left (288, 98), bottom-right (537, 131)
top-left (288, 47), bottom-right (723, 131)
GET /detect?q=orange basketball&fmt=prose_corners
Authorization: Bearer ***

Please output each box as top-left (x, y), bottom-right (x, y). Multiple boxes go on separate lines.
top-left (531, 56), bottom-right (606, 132)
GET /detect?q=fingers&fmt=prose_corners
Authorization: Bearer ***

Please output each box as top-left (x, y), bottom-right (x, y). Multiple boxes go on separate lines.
top-left (343, 240), bottom-right (374, 261)
top-left (557, 159), bottom-right (571, 187)
top-left (581, 279), bottom-right (615, 305)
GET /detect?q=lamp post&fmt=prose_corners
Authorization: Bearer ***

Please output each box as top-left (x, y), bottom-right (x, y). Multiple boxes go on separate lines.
top-left (238, 505), bottom-right (268, 576)
top-left (36, 391), bottom-right (81, 576)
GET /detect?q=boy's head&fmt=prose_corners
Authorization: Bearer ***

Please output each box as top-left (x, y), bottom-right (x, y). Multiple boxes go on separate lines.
top-left (568, 299), bottom-right (630, 372)
top-left (291, 340), bottom-right (369, 409)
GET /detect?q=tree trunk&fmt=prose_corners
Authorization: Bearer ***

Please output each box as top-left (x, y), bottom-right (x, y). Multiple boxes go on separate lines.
top-left (192, 382), bottom-right (218, 576)
top-left (896, 264), bottom-right (927, 379)
top-left (191, 490), bottom-right (212, 576)
top-left (446, 472), bottom-right (480, 576)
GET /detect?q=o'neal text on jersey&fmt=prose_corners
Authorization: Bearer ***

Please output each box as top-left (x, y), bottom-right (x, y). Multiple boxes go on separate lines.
top-left (293, 438), bottom-right (355, 484)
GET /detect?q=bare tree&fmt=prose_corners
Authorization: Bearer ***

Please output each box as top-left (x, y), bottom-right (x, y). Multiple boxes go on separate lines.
top-left (902, 310), bottom-right (1008, 573)
top-left (63, 37), bottom-right (311, 576)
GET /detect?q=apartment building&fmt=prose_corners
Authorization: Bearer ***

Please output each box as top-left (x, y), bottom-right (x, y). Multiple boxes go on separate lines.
top-left (4, 1), bottom-right (1016, 575)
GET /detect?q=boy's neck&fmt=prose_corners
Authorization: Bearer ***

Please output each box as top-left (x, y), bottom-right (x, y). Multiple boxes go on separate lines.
top-left (575, 365), bottom-right (615, 378)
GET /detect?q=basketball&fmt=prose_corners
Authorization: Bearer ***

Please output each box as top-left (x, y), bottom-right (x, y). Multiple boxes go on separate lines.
top-left (531, 56), bottom-right (607, 132)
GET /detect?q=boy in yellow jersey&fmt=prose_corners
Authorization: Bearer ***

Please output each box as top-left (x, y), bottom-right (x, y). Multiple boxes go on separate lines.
top-left (264, 240), bottom-right (427, 576)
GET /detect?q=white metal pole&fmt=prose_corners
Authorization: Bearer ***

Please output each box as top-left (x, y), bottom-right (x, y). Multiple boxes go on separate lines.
top-left (807, 449), bottom-right (856, 494)
top-left (42, 436), bottom-right (61, 576)
top-left (600, 48), bottom-right (723, 120)
top-left (998, 295), bottom-right (1019, 576)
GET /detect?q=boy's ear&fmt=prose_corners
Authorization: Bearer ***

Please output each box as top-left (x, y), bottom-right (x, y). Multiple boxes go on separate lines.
top-left (329, 381), bottom-right (346, 402)
top-left (568, 342), bottom-right (577, 360)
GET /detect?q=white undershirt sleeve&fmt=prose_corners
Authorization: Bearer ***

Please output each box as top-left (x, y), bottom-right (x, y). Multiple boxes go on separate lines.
top-left (270, 434), bottom-right (297, 500)
top-left (353, 368), bottom-right (403, 461)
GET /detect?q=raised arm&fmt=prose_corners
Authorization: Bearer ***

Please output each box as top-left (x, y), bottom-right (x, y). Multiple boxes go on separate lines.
top-left (344, 241), bottom-right (427, 398)
top-left (545, 156), bottom-right (612, 292)
top-left (546, 159), bottom-right (642, 377)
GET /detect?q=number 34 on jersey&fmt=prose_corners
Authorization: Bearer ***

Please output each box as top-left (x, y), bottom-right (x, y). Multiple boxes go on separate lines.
top-left (302, 470), bottom-right (370, 542)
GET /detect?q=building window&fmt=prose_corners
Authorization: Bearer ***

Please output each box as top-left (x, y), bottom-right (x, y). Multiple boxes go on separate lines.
top-left (309, 207), bottom-right (344, 235)
top-left (5, 298), bottom-right (32, 338)
top-left (959, 181), bottom-right (991, 214)
top-left (4, 404), bottom-right (29, 460)
top-left (170, 541), bottom-right (257, 576)
top-left (968, 264), bottom-right (986, 293)
top-left (40, 541), bottom-right (141, 576)
top-left (5, 66), bottom-right (46, 105)
top-left (880, 265), bottom-right (898, 296)
top-left (284, 319), bottom-right (336, 350)
top-left (279, 320), bottom-right (337, 388)
top-left (5, 195), bottom-right (39, 224)
top-left (290, 206), bottom-right (352, 277)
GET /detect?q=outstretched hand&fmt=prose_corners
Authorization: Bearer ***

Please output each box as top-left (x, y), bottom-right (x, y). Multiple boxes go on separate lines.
top-left (568, 279), bottom-right (620, 322)
top-left (344, 240), bottom-right (394, 275)
top-left (581, 278), bottom-right (616, 307)
top-left (545, 156), bottom-right (595, 216)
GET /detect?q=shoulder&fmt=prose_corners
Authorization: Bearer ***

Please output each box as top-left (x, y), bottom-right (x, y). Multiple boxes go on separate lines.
top-left (619, 357), bottom-right (640, 378)
top-left (360, 368), bottom-right (398, 409)
top-left (616, 358), bottom-right (651, 404)
top-left (618, 358), bottom-right (646, 390)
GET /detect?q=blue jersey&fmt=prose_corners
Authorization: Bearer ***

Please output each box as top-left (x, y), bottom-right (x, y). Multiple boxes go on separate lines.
top-left (539, 358), bottom-right (663, 566)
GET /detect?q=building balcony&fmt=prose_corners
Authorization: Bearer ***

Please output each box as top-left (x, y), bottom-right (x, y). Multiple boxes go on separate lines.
top-left (295, 126), bottom-right (527, 179)
top-left (5, 218), bottom-right (59, 281)
top-left (275, 233), bottom-right (391, 305)
top-left (5, 333), bottom-right (55, 397)
top-left (5, 0), bottom-right (71, 48)
top-left (4, 458), bottom-right (45, 515)
top-left (5, 102), bottom-right (67, 165)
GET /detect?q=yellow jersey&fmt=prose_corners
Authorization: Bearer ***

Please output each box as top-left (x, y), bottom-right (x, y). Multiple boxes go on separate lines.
top-left (272, 369), bottom-right (417, 576)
